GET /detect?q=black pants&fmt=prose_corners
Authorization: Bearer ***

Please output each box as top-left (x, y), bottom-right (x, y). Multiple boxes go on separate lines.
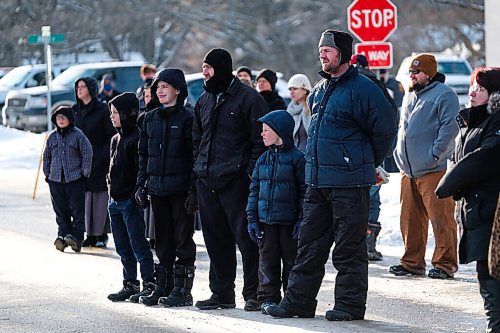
top-left (257, 224), bottom-right (297, 303)
top-left (150, 194), bottom-right (196, 268)
top-left (48, 178), bottom-right (85, 242)
top-left (280, 186), bottom-right (369, 318)
top-left (197, 175), bottom-right (259, 302)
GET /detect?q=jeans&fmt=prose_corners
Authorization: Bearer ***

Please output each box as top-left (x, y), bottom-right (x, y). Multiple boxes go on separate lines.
top-left (368, 185), bottom-right (381, 226)
top-left (108, 198), bottom-right (154, 283)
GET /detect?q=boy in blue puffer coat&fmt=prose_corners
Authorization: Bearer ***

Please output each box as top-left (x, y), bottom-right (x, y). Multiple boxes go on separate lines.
top-left (246, 110), bottom-right (306, 313)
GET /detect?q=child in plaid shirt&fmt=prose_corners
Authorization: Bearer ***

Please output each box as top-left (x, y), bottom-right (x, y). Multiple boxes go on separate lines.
top-left (43, 106), bottom-right (92, 253)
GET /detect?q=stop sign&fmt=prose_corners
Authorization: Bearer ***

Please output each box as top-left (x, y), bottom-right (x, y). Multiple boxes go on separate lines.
top-left (347, 0), bottom-right (397, 42)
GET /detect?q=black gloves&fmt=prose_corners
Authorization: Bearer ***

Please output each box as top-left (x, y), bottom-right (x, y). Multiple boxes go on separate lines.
top-left (184, 191), bottom-right (198, 215)
top-left (247, 222), bottom-right (264, 243)
top-left (134, 187), bottom-right (149, 208)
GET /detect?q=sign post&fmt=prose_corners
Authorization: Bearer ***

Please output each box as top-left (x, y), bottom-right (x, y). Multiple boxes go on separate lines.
top-left (41, 26), bottom-right (53, 131)
top-left (27, 27), bottom-right (65, 131)
top-left (347, 0), bottom-right (397, 68)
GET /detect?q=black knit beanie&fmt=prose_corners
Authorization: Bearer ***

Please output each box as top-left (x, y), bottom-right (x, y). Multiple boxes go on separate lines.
top-left (318, 29), bottom-right (353, 65)
top-left (203, 48), bottom-right (233, 94)
top-left (256, 69), bottom-right (278, 91)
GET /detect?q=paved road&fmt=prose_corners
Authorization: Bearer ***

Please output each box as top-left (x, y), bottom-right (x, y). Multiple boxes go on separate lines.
top-left (0, 169), bottom-right (487, 332)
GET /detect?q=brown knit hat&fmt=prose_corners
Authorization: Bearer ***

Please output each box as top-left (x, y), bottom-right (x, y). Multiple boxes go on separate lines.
top-left (409, 53), bottom-right (437, 78)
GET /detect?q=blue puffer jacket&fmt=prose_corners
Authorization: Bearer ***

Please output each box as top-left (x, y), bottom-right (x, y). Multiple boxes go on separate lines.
top-left (246, 110), bottom-right (306, 225)
top-left (306, 66), bottom-right (397, 187)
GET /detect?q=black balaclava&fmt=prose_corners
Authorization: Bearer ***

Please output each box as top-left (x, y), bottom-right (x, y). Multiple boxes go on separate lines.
top-left (203, 48), bottom-right (233, 94)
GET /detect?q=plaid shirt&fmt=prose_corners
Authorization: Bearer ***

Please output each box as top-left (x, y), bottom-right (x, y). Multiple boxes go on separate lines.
top-left (43, 126), bottom-right (93, 183)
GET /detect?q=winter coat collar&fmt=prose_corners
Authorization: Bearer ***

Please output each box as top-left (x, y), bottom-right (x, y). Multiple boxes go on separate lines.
top-left (318, 65), bottom-right (358, 82)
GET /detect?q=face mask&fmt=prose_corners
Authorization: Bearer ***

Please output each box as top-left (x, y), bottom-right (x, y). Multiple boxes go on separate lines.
top-left (103, 83), bottom-right (113, 92)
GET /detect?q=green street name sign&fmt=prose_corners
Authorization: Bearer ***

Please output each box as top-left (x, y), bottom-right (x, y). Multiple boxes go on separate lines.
top-left (27, 34), bottom-right (65, 45)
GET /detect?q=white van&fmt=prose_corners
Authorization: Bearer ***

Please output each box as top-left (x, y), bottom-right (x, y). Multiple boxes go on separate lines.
top-left (396, 53), bottom-right (472, 108)
top-left (0, 64), bottom-right (62, 110)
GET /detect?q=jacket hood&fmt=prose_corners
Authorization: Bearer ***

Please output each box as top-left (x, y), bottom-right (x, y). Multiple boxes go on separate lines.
top-left (51, 106), bottom-right (75, 134)
top-left (51, 106), bottom-right (74, 126)
top-left (74, 77), bottom-right (99, 104)
top-left (108, 92), bottom-right (139, 133)
top-left (258, 110), bottom-right (295, 150)
top-left (148, 68), bottom-right (188, 109)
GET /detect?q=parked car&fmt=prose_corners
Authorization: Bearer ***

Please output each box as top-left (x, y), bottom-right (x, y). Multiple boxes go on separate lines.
top-left (0, 67), bottom-right (14, 79)
top-left (2, 61), bottom-right (143, 132)
top-left (184, 70), bottom-right (291, 106)
top-left (0, 64), bottom-right (63, 111)
top-left (396, 53), bottom-right (472, 108)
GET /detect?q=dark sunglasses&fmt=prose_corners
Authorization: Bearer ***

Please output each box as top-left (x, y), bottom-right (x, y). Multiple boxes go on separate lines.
top-left (409, 69), bottom-right (421, 75)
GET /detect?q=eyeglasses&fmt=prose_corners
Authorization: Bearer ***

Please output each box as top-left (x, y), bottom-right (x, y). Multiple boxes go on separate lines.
top-left (469, 85), bottom-right (486, 94)
top-left (55, 114), bottom-right (68, 120)
top-left (409, 69), bottom-right (421, 75)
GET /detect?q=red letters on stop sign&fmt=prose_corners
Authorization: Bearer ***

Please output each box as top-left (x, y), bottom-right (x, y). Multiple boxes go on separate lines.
top-left (348, 0), bottom-right (398, 42)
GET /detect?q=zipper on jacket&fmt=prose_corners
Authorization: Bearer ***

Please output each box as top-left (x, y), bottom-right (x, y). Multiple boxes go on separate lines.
top-left (268, 148), bottom-right (278, 223)
top-left (312, 79), bottom-right (336, 185)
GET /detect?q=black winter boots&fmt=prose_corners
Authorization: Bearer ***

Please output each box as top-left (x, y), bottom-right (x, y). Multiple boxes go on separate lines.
top-left (140, 265), bottom-right (173, 306)
top-left (108, 281), bottom-right (140, 302)
top-left (159, 265), bottom-right (195, 307)
top-left (479, 278), bottom-right (500, 332)
top-left (129, 280), bottom-right (156, 303)
top-left (367, 223), bottom-right (382, 261)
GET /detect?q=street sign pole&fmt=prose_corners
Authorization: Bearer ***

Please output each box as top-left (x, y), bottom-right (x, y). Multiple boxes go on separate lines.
top-left (41, 26), bottom-right (53, 131)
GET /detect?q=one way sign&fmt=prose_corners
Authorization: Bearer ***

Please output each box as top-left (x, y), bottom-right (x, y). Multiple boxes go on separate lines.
top-left (354, 42), bottom-right (393, 69)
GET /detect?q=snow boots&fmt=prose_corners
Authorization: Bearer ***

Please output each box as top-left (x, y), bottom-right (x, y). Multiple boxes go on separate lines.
top-left (367, 223), bottom-right (382, 261)
top-left (140, 265), bottom-right (173, 306)
top-left (159, 265), bottom-right (195, 307)
top-left (108, 281), bottom-right (140, 302)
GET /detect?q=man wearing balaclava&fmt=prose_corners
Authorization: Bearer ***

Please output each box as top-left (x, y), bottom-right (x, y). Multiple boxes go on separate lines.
top-left (265, 30), bottom-right (397, 321)
top-left (192, 48), bottom-right (268, 312)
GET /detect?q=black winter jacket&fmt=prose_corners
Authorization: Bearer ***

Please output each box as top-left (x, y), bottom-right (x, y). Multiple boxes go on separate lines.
top-left (246, 111), bottom-right (306, 225)
top-left (107, 106), bottom-right (140, 201)
top-left (137, 104), bottom-right (194, 196)
top-left (260, 90), bottom-right (287, 112)
top-left (436, 104), bottom-right (500, 264)
top-left (193, 77), bottom-right (268, 190)
top-left (72, 77), bottom-right (115, 192)
top-left (306, 66), bottom-right (397, 188)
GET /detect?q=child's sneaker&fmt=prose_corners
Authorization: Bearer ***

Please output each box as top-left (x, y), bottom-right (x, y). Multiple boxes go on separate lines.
top-left (54, 236), bottom-right (67, 252)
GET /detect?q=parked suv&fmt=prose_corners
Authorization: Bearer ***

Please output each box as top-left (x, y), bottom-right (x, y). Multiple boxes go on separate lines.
top-left (2, 61), bottom-right (143, 132)
top-left (0, 64), bottom-right (63, 111)
top-left (396, 53), bottom-right (472, 108)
